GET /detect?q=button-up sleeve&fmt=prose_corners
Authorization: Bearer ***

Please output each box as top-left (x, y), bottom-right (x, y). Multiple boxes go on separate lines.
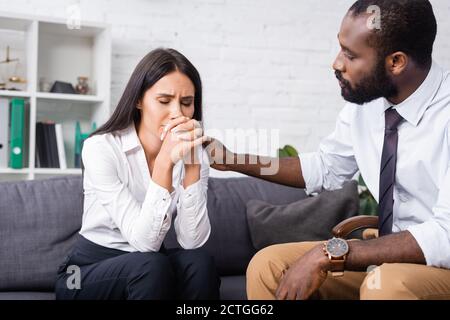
top-left (174, 149), bottom-right (211, 249)
top-left (407, 123), bottom-right (450, 268)
top-left (82, 137), bottom-right (173, 252)
top-left (299, 104), bottom-right (359, 195)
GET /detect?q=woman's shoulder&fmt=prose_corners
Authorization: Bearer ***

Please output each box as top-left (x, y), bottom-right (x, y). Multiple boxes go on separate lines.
top-left (82, 130), bottom-right (124, 160)
top-left (84, 132), bottom-right (114, 150)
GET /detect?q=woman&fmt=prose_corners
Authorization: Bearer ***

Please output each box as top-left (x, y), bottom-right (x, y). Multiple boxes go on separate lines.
top-left (55, 48), bottom-right (220, 300)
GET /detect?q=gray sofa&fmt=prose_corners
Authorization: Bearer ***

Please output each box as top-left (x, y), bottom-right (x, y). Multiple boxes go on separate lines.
top-left (0, 175), bottom-right (306, 300)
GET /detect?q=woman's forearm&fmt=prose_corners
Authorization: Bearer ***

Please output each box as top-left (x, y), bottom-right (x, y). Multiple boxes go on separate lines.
top-left (152, 156), bottom-right (175, 192)
top-left (183, 164), bottom-right (201, 188)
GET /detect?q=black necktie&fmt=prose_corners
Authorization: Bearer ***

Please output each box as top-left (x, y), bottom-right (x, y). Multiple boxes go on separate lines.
top-left (378, 108), bottom-right (404, 236)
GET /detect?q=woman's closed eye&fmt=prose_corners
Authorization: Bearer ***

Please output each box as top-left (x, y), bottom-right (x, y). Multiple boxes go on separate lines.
top-left (181, 98), bottom-right (193, 107)
top-left (159, 99), bottom-right (171, 104)
top-left (158, 98), bottom-right (193, 106)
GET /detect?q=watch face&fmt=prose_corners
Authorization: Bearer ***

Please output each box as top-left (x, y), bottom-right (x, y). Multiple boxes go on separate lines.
top-left (326, 238), bottom-right (349, 258)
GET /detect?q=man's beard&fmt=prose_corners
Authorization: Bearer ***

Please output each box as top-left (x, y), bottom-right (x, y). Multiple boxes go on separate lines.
top-left (335, 57), bottom-right (398, 105)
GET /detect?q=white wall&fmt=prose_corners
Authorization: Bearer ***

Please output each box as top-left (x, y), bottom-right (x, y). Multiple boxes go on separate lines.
top-left (1, 0), bottom-right (449, 175)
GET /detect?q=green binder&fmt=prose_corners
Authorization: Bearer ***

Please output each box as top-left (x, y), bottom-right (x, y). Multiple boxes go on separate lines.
top-left (74, 121), bottom-right (96, 168)
top-left (9, 98), bottom-right (25, 169)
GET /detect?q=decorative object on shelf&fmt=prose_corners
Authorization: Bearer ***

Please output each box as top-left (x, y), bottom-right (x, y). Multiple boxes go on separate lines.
top-left (0, 46), bottom-right (19, 64)
top-left (0, 46), bottom-right (27, 91)
top-left (50, 81), bottom-right (76, 94)
top-left (9, 75), bottom-right (26, 84)
top-left (74, 121), bottom-right (96, 168)
top-left (75, 76), bottom-right (89, 95)
top-left (39, 77), bottom-right (52, 92)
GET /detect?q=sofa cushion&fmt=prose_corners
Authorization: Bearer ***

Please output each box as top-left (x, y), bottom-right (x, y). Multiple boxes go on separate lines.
top-left (164, 176), bottom-right (307, 276)
top-left (0, 176), bottom-right (84, 291)
top-left (246, 180), bottom-right (360, 250)
top-left (220, 275), bottom-right (247, 300)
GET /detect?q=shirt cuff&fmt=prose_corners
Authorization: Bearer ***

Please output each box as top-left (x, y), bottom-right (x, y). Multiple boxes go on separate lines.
top-left (179, 180), bottom-right (203, 209)
top-left (299, 152), bottom-right (324, 195)
top-left (146, 178), bottom-right (173, 203)
top-left (145, 179), bottom-right (174, 230)
top-left (407, 220), bottom-right (450, 268)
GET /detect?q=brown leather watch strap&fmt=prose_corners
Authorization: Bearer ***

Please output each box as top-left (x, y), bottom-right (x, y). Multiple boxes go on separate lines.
top-left (330, 258), bottom-right (345, 277)
top-left (329, 258), bottom-right (345, 272)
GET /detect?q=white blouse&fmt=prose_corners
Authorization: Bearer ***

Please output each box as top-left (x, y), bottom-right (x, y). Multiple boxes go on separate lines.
top-left (79, 124), bottom-right (211, 252)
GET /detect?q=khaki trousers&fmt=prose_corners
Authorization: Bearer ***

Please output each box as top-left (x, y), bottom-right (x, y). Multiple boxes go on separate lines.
top-left (246, 241), bottom-right (450, 300)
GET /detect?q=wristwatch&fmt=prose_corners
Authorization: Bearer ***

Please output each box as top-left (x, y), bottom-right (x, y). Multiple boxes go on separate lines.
top-left (323, 237), bottom-right (349, 277)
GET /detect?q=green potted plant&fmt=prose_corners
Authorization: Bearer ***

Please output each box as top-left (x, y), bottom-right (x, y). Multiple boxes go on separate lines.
top-left (277, 145), bottom-right (298, 158)
top-left (357, 175), bottom-right (378, 216)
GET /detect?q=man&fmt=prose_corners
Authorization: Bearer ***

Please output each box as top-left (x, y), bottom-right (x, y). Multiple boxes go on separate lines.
top-left (206, 0), bottom-right (450, 299)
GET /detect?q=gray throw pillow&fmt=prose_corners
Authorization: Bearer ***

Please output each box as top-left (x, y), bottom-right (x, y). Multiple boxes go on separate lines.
top-left (246, 180), bottom-right (360, 250)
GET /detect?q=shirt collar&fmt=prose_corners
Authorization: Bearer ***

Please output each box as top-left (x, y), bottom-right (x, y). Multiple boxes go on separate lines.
top-left (381, 61), bottom-right (443, 126)
top-left (120, 123), bottom-right (141, 153)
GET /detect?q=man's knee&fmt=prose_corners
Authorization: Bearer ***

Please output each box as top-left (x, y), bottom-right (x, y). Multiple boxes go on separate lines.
top-left (360, 264), bottom-right (416, 300)
top-left (247, 244), bottom-right (289, 283)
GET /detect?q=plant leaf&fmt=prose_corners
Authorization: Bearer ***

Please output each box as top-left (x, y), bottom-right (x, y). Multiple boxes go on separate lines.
top-left (358, 174), bottom-right (367, 187)
top-left (284, 145), bottom-right (298, 157)
top-left (278, 149), bottom-right (289, 158)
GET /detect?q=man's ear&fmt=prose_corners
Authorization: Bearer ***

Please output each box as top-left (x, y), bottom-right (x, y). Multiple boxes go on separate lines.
top-left (386, 52), bottom-right (408, 76)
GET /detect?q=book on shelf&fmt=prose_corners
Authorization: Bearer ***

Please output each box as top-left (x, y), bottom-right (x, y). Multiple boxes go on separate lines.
top-left (23, 100), bottom-right (30, 169)
top-left (74, 121), bottom-right (96, 168)
top-left (0, 97), bottom-right (29, 169)
top-left (55, 124), bottom-right (67, 170)
top-left (47, 123), bottom-right (60, 168)
top-left (0, 98), bottom-right (9, 168)
top-left (9, 98), bottom-right (25, 169)
top-left (35, 121), bottom-right (67, 169)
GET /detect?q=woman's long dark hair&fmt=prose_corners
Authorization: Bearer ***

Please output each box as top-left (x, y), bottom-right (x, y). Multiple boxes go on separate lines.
top-left (90, 48), bottom-right (203, 138)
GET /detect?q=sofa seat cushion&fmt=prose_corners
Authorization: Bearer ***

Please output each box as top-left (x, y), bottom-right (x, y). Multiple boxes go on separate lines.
top-left (165, 177), bottom-right (307, 276)
top-left (220, 275), bottom-right (246, 300)
top-left (0, 176), bottom-right (84, 291)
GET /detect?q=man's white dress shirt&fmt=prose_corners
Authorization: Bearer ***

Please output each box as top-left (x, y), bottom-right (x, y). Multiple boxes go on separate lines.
top-left (79, 124), bottom-right (211, 252)
top-left (300, 61), bottom-right (450, 268)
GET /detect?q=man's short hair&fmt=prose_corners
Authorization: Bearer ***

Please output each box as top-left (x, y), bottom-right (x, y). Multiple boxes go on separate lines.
top-left (349, 0), bottom-right (437, 68)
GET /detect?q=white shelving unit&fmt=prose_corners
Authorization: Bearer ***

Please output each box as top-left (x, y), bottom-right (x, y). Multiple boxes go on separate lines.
top-left (0, 12), bottom-right (111, 181)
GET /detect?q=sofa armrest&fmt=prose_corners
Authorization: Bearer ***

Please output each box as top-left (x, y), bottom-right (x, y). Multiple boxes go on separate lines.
top-left (332, 215), bottom-right (379, 239)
